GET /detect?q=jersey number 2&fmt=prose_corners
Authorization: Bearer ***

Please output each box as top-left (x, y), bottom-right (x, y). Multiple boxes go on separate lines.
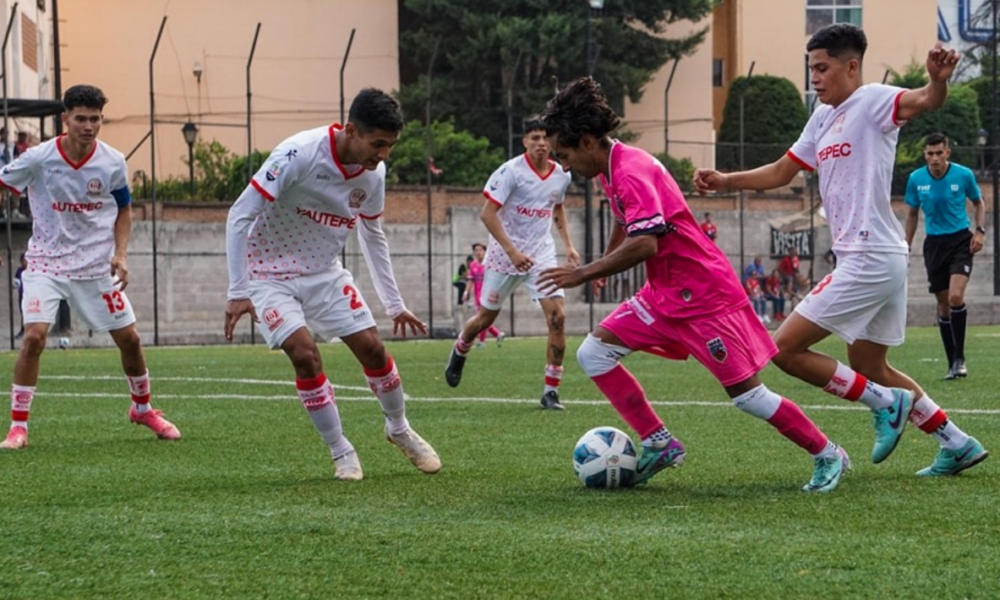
top-left (343, 285), bottom-right (363, 310)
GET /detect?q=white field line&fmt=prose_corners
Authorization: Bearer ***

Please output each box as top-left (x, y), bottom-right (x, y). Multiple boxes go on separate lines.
top-left (32, 375), bottom-right (1000, 416)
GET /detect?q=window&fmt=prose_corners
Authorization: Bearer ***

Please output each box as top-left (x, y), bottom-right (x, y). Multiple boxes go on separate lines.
top-left (806, 0), bottom-right (862, 36)
top-left (712, 58), bottom-right (724, 88)
top-left (21, 14), bottom-right (37, 72)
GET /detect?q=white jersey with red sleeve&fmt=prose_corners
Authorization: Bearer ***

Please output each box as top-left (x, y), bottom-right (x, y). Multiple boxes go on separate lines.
top-left (244, 124), bottom-right (386, 279)
top-left (481, 153), bottom-right (572, 275)
top-left (0, 136), bottom-right (131, 279)
top-left (226, 124), bottom-right (407, 316)
top-left (788, 83), bottom-right (909, 255)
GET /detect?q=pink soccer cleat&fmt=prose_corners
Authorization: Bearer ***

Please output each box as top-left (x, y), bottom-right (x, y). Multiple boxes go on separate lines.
top-left (129, 407), bottom-right (181, 440)
top-left (0, 426), bottom-right (28, 450)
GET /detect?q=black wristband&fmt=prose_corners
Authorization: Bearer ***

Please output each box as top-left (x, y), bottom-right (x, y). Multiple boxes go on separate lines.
top-left (976, 226), bottom-right (986, 234)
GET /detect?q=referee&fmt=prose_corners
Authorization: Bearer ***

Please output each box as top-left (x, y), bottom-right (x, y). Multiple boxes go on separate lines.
top-left (905, 132), bottom-right (986, 380)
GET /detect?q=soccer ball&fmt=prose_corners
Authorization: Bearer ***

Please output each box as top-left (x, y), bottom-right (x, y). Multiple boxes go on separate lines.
top-left (57, 337), bottom-right (70, 349)
top-left (573, 426), bottom-right (638, 489)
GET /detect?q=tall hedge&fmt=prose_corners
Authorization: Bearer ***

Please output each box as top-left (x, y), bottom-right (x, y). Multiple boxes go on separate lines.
top-left (716, 75), bottom-right (808, 171)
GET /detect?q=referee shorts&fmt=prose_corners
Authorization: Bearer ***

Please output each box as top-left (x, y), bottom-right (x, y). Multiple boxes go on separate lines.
top-left (923, 230), bottom-right (973, 294)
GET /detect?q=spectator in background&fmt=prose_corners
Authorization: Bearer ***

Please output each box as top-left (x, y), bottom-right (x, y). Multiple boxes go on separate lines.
top-left (745, 274), bottom-right (770, 324)
top-left (0, 127), bottom-right (10, 165)
top-left (778, 247), bottom-right (802, 297)
top-left (700, 211), bottom-right (717, 242)
top-left (453, 255), bottom-right (472, 306)
top-left (764, 268), bottom-right (787, 321)
top-left (13, 132), bottom-right (29, 159)
top-left (743, 255), bottom-right (766, 285)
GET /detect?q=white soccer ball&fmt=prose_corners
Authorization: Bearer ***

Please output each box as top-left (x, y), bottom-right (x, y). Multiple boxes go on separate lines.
top-left (573, 426), bottom-right (638, 489)
top-left (57, 337), bottom-right (70, 349)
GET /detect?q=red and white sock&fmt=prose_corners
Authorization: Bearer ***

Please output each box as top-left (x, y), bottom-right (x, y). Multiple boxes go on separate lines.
top-left (454, 335), bottom-right (473, 356)
top-left (544, 364), bottom-right (564, 395)
top-left (10, 384), bottom-right (35, 430)
top-left (296, 374), bottom-right (350, 455)
top-left (365, 356), bottom-right (410, 436)
top-left (127, 371), bottom-right (152, 414)
top-left (822, 362), bottom-right (893, 410)
top-left (909, 394), bottom-right (969, 450)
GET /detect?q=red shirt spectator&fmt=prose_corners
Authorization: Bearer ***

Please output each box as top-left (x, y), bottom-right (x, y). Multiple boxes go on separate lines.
top-left (700, 212), bottom-right (717, 241)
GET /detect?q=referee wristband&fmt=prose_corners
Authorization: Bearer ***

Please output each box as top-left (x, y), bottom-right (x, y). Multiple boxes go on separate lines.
top-left (975, 226), bottom-right (986, 234)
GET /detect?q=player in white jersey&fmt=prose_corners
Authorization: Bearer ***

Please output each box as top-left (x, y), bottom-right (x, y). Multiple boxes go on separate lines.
top-left (444, 116), bottom-right (579, 410)
top-left (695, 24), bottom-right (987, 476)
top-left (224, 88), bottom-right (440, 481)
top-left (0, 84), bottom-right (180, 450)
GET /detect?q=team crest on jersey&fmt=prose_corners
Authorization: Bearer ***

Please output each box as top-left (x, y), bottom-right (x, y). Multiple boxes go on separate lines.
top-left (348, 188), bottom-right (367, 208)
top-left (706, 337), bottom-right (727, 363)
top-left (613, 195), bottom-right (626, 224)
top-left (265, 161), bottom-right (282, 182)
top-left (86, 178), bottom-right (103, 195)
top-left (832, 113), bottom-right (846, 134)
top-left (263, 307), bottom-right (284, 331)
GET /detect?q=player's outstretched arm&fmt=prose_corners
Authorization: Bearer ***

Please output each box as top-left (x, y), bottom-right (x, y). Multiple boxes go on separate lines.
top-left (552, 204), bottom-right (580, 266)
top-left (897, 43), bottom-right (959, 122)
top-left (538, 234), bottom-right (656, 294)
top-left (391, 310), bottom-right (428, 338)
top-left (694, 154), bottom-right (801, 195)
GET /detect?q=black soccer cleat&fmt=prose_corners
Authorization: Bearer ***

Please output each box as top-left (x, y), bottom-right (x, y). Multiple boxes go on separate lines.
top-left (539, 390), bottom-right (565, 411)
top-left (444, 349), bottom-right (466, 388)
top-left (951, 358), bottom-right (968, 379)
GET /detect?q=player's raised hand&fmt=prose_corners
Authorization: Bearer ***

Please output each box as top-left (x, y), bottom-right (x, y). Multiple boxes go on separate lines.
top-left (392, 309), bottom-right (428, 338)
top-left (110, 255), bottom-right (130, 290)
top-left (224, 298), bottom-right (258, 342)
top-left (693, 168), bottom-right (728, 195)
top-left (926, 43), bottom-right (960, 82)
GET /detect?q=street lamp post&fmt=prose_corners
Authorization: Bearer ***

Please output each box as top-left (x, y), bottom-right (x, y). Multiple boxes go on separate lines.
top-left (182, 121), bottom-right (199, 197)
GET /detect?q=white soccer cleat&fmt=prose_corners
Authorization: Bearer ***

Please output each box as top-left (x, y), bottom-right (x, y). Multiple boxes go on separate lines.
top-left (386, 426), bottom-right (442, 474)
top-left (333, 449), bottom-right (364, 481)
top-left (0, 426), bottom-right (28, 450)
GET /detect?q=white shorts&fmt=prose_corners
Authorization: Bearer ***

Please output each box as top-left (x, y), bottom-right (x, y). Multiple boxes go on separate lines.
top-left (794, 251), bottom-right (907, 346)
top-left (249, 267), bottom-right (376, 350)
top-left (479, 266), bottom-right (565, 311)
top-left (21, 272), bottom-right (137, 332)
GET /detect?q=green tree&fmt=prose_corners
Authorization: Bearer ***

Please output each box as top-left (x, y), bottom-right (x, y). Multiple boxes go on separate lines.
top-left (716, 75), bottom-right (808, 171)
top-left (398, 0), bottom-right (713, 152)
top-left (655, 152), bottom-right (694, 194)
top-left (387, 119), bottom-right (505, 187)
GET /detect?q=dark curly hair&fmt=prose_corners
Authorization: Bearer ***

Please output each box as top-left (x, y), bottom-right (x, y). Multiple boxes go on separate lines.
top-left (540, 77), bottom-right (620, 149)
top-left (348, 88), bottom-right (404, 134)
top-left (63, 85), bottom-right (108, 111)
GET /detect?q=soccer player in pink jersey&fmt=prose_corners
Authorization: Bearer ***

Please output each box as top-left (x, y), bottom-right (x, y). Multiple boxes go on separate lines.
top-left (538, 77), bottom-right (848, 492)
top-left (224, 88), bottom-right (440, 481)
top-left (695, 24), bottom-right (987, 476)
top-left (462, 242), bottom-right (504, 347)
top-left (0, 84), bottom-right (180, 450)
top-left (444, 116), bottom-right (579, 411)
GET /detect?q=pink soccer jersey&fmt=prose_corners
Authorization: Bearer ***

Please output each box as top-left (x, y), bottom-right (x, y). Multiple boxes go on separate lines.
top-left (600, 142), bottom-right (747, 318)
top-left (788, 83), bottom-right (909, 255)
top-left (481, 153), bottom-right (572, 275)
top-left (0, 136), bottom-right (131, 279)
top-left (467, 259), bottom-right (486, 303)
top-left (245, 124), bottom-right (386, 280)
